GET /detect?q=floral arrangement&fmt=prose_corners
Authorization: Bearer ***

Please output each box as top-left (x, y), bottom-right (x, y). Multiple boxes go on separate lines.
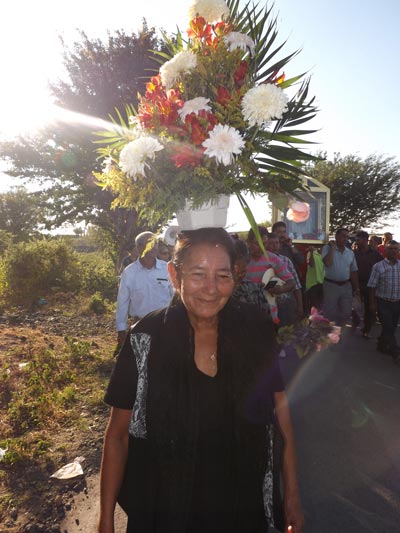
top-left (95, 0), bottom-right (318, 224)
top-left (277, 307), bottom-right (341, 358)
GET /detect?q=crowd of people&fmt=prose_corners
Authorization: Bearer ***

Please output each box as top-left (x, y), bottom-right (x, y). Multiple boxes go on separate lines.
top-left (116, 226), bottom-right (400, 362)
top-left (99, 225), bottom-right (399, 533)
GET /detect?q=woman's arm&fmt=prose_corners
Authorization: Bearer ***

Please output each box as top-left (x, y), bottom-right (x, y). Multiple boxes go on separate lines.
top-left (274, 391), bottom-right (305, 533)
top-left (98, 407), bottom-right (132, 533)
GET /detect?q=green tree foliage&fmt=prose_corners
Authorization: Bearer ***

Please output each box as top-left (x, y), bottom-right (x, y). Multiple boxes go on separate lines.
top-left (0, 187), bottom-right (45, 240)
top-left (0, 23), bottom-right (167, 263)
top-left (0, 240), bottom-right (81, 304)
top-left (0, 237), bottom-right (118, 306)
top-left (307, 153), bottom-right (400, 231)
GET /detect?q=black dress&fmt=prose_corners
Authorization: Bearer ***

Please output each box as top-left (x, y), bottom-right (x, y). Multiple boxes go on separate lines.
top-left (186, 365), bottom-right (235, 532)
top-left (105, 300), bottom-right (284, 532)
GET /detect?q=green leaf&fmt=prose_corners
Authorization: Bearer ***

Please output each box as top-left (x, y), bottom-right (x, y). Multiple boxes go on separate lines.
top-left (236, 192), bottom-right (269, 259)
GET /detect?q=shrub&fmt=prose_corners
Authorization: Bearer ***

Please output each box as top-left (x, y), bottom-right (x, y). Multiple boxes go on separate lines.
top-left (77, 251), bottom-right (118, 298)
top-left (0, 230), bottom-right (13, 255)
top-left (88, 292), bottom-right (107, 314)
top-left (0, 239), bottom-right (81, 305)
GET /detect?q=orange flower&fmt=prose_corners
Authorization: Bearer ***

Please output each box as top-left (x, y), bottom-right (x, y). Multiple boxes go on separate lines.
top-left (267, 70), bottom-right (286, 85)
top-left (187, 17), bottom-right (212, 40)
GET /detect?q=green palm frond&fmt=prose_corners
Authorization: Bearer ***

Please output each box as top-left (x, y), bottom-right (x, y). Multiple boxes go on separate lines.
top-left (93, 104), bottom-right (138, 151)
top-left (152, 29), bottom-right (185, 65)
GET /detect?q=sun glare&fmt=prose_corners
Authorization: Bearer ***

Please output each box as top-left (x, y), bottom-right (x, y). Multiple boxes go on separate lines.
top-left (0, 91), bottom-right (55, 139)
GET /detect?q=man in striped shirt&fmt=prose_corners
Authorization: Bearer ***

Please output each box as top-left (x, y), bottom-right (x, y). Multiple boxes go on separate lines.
top-left (368, 240), bottom-right (400, 360)
top-left (245, 227), bottom-right (295, 291)
top-left (266, 232), bottom-right (304, 325)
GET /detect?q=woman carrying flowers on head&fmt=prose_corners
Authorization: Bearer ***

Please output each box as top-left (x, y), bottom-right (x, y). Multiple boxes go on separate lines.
top-left (96, 2), bottom-right (319, 525)
top-left (98, 227), bottom-right (304, 533)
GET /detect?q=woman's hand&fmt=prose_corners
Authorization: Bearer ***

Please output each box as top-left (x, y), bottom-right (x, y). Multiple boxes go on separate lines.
top-left (285, 491), bottom-right (305, 533)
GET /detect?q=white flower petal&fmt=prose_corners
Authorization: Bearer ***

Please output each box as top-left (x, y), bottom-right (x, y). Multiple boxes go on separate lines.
top-left (119, 137), bottom-right (164, 180)
top-left (178, 97), bottom-right (211, 120)
top-left (160, 51), bottom-right (197, 90)
top-left (102, 157), bottom-right (114, 174)
top-left (188, 0), bottom-right (230, 22)
top-left (241, 84), bottom-right (289, 127)
top-left (202, 124), bottom-right (245, 166)
top-left (223, 32), bottom-right (255, 55)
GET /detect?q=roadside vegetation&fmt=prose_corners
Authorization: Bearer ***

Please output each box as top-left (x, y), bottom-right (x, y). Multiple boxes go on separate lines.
top-left (0, 233), bottom-right (117, 529)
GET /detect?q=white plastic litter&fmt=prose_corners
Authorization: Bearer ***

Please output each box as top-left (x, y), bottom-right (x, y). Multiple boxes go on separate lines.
top-left (0, 447), bottom-right (8, 461)
top-left (50, 457), bottom-right (85, 480)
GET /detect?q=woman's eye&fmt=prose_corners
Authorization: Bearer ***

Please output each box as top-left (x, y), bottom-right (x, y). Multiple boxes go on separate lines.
top-left (217, 274), bottom-right (233, 281)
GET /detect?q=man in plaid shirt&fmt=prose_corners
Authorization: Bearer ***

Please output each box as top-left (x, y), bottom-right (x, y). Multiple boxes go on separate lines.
top-left (368, 240), bottom-right (400, 361)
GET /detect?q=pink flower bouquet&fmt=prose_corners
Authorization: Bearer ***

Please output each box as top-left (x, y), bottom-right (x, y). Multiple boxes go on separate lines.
top-left (277, 307), bottom-right (342, 358)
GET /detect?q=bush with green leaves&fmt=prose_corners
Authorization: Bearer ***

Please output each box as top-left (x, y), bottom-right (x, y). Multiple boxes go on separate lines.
top-left (0, 239), bottom-right (81, 305)
top-left (77, 251), bottom-right (118, 298)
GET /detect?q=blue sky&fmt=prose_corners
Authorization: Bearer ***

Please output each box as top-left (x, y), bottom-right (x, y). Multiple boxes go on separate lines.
top-left (276, 0), bottom-right (400, 160)
top-left (1, 0), bottom-right (399, 233)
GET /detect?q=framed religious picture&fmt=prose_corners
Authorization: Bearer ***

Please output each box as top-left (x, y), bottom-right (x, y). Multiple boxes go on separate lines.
top-left (271, 177), bottom-right (330, 244)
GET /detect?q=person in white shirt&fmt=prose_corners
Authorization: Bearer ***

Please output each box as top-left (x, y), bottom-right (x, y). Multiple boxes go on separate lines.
top-left (116, 231), bottom-right (174, 348)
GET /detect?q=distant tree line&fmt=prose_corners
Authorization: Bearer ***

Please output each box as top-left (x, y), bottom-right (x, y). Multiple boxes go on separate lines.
top-left (308, 152), bottom-right (400, 231)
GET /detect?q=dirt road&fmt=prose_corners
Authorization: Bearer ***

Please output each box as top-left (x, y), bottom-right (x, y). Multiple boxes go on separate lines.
top-left (60, 473), bottom-right (127, 533)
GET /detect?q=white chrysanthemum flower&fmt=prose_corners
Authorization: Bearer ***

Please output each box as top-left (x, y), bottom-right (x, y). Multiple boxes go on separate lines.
top-left (178, 97), bottom-right (211, 121)
top-left (188, 0), bottom-right (230, 22)
top-left (119, 137), bottom-right (164, 180)
top-left (202, 124), bottom-right (245, 166)
top-left (223, 32), bottom-right (255, 55)
top-left (241, 84), bottom-right (289, 127)
top-left (160, 51), bottom-right (197, 89)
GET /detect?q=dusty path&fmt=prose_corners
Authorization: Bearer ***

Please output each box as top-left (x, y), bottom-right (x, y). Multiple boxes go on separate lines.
top-left (60, 473), bottom-right (127, 533)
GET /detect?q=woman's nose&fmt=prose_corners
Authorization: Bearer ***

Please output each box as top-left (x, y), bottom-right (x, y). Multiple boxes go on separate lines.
top-left (203, 275), bottom-right (218, 292)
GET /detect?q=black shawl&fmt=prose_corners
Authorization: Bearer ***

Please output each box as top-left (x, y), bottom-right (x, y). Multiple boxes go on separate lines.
top-left (115, 299), bottom-right (284, 532)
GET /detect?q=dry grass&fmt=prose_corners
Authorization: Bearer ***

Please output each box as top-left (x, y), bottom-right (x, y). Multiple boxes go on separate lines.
top-left (0, 294), bottom-right (116, 525)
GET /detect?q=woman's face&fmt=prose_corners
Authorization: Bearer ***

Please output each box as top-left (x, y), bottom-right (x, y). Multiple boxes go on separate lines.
top-left (168, 243), bottom-right (234, 321)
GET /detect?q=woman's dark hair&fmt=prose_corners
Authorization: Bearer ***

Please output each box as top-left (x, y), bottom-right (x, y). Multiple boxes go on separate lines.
top-left (172, 228), bottom-right (236, 271)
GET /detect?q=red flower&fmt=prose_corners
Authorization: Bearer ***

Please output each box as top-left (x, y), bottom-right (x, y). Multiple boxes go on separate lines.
top-left (197, 109), bottom-right (218, 131)
top-left (217, 86), bottom-right (231, 105)
top-left (214, 21), bottom-right (231, 36)
top-left (137, 81), bottom-right (183, 130)
top-left (234, 60), bottom-right (248, 87)
top-left (170, 144), bottom-right (203, 168)
top-left (184, 110), bottom-right (218, 145)
top-left (189, 117), bottom-right (209, 145)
